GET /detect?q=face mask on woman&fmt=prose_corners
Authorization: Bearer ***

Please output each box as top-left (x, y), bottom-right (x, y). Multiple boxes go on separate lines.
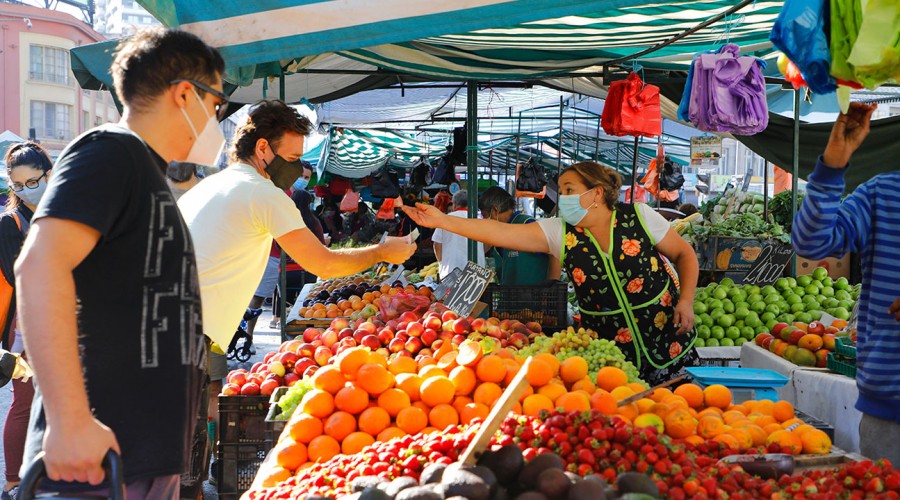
top-left (17, 178), bottom-right (48, 206)
top-left (558, 189), bottom-right (597, 226)
top-left (293, 177), bottom-right (309, 191)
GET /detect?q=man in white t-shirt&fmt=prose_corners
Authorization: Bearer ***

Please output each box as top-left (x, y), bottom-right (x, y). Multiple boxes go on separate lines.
top-left (178, 101), bottom-right (416, 453)
top-left (432, 190), bottom-right (484, 279)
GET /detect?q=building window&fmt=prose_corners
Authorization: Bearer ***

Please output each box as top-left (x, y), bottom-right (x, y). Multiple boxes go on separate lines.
top-left (95, 116), bottom-right (103, 126)
top-left (123, 0), bottom-right (135, 7)
top-left (31, 101), bottom-right (71, 140)
top-left (30, 45), bottom-right (70, 85)
top-left (83, 111), bottom-right (90, 131)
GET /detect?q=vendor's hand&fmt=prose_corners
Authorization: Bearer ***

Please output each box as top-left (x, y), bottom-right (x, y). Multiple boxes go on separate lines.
top-left (42, 415), bottom-right (120, 485)
top-left (378, 238), bottom-right (417, 265)
top-left (888, 297), bottom-right (900, 321)
top-left (673, 300), bottom-right (695, 335)
top-left (400, 203), bottom-right (446, 229)
top-left (823, 102), bottom-right (877, 168)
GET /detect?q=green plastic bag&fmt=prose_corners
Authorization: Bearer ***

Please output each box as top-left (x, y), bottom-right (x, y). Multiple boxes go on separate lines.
top-left (832, 0), bottom-right (900, 89)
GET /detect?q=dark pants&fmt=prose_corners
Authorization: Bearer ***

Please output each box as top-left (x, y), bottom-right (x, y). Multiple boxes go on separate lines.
top-left (4, 377), bottom-right (34, 483)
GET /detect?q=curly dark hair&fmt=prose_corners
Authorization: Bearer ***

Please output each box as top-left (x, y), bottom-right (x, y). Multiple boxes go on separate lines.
top-left (4, 141), bottom-right (53, 210)
top-left (478, 186), bottom-right (515, 216)
top-left (561, 161), bottom-right (623, 209)
top-left (230, 100), bottom-right (314, 163)
top-left (111, 27), bottom-right (224, 112)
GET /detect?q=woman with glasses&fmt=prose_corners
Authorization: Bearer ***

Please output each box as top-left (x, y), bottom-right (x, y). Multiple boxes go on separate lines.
top-left (0, 141), bottom-right (52, 500)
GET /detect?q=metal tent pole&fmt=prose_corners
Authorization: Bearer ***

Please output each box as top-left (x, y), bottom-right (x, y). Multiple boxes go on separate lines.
top-left (630, 136), bottom-right (639, 204)
top-left (594, 117), bottom-right (601, 161)
top-left (764, 162), bottom-right (770, 220)
top-left (791, 88), bottom-right (800, 277)
top-left (466, 81), bottom-right (479, 263)
top-left (278, 73), bottom-right (289, 340)
top-left (557, 96), bottom-right (564, 178)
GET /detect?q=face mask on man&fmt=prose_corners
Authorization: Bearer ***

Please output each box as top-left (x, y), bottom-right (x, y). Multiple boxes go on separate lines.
top-left (264, 154), bottom-right (304, 190)
top-left (558, 189), bottom-right (597, 226)
top-left (179, 87), bottom-right (225, 167)
top-left (17, 178), bottom-right (48, 206)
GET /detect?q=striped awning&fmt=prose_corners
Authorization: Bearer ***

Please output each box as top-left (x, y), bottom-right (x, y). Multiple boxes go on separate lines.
top-left (318, 128), bottom-right (443, 179)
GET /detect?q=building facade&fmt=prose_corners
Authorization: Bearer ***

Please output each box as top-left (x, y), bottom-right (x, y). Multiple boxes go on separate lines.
top-left (94, 0), bottom-right (159, 36)
top-left (0, 2), bottom-right (119, 157)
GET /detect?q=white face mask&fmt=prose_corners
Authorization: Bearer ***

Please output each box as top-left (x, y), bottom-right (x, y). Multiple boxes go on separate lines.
top-left (180, 88), bottom-right (225, 167)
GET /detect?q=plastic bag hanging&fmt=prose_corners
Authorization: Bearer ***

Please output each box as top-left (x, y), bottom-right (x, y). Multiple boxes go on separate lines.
top-left (514, 158), bottom-right (547, 199)
top-left (677, 58), bottom-right (697, 122)
top-left (340, 189), bottom-right (361, 212)
top-left (688, 44), bottom-right (769, 135)
top-left (370, 168), bottom-right (401, 199)
top-left (601, 72), bottom-right (662, 138)
top-left (838, 0), bottom-right (900, 89)
top-left (770, 0), bottom-right (837, 94)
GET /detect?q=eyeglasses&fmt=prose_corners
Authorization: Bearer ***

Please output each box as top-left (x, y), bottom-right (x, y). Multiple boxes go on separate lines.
top-left (10, 172), bottom-right (46, 192)
top-left (170, 79), bottom-right (229, 121)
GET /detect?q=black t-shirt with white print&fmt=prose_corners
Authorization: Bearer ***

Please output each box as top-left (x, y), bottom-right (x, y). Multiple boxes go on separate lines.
top-left (22, 124), bottom-right (206, 485)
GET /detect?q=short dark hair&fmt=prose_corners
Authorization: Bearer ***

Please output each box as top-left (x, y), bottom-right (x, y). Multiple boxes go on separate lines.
top-left (111, 27), bottom-right (224, 112)
top-left (478, 186), bottom-right (515, 214)
top-left (4, 141), bottom-right (53, 210)
top-left (230, 100), bottom-right (313, 162)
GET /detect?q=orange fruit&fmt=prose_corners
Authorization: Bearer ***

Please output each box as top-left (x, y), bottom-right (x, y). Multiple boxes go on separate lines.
top-left (610, 386), bottom-right (635, 402)
top-left (596, 367), bottom-right (628, 392)
top-left (503, 360), bottom-right (521, 386)
top-left (664, 408), bottom-right (696, 439)
top-left (287, 414), bottom-right (323, 444)
top-left (388, 356), bottom-right (418, 375)
top-left (473, 382), bottom-right (503, 407)
top-left (274, 439), bottom-right (308, 470)
top-left (300, 390), bottom-right (335, 419)
top-left (367, 351), bottom-right (388, 369)
top-left (476, 355), bottom-right (507, 383)
top-left (792, 424), bottom-right (816, 437)
top-left (342, 431), bottom-right (375, 455)
top-left (650, 388), bottom-right (673, 403)
top-left (650, 402), bottom-right (674, 418)
top-left (460, 402), bottom-right (490, 424)
top-left (773, 401), bottom-right (795, 423)
top-left (376, 427), bottom-right (406, 443)
top-left (702, 385), bottom-right (732, 409)
top-left (571, 377), bottom-right (596, 393)
top-left (428, 403), bottom-right (459, 430)
top-left (396, 406), bottom-right (428, 435)
top-left (697, 415), bottom-right (727, 439)
top-left (533, 353), bottom-right (560, 376)
top-left (766, 429), bottom-right (802, 455)
top-left (755, 400), bottom-right (776, 416)
top-left (311, 365), bottom-right (347, 395)
top-left (356, 363), bottom-right (395, 396)
top-left (518, 383), bottom-right (534, 403)
top-left (259, 467), bottom-right (293, 488)
top-left (452, 396), bottom-right (474, 414)
top-left (537, 382), bottom-right (568, 403)
top-left (764, 423), bottom-right (784, 435)
top-left (713, 433), bottom-right (740, 450)
top-left (418, 365), bottom-right (448, 380)
top-left (723, 411), bottom-right (748, 425)
top-left (800, 429), bottom-right (832, 455)
top-left (337, 347), bottom-right (370, 379)
top-left (456, 340), bottom-right (483, 367)
top-left (684, 435), bottom-right (705, 446)
top-left (420, 376), bottom-right (455, 407)
top-left (449, 366), bottom-right (477, 396)
top-left (334, 385), bottom-right (369, 415)
top-left (412, 401), bottom-right (430, 412)
top-left (726, 427), bottom-right (754, 450)
top-left (590, 390), bottom-right (618, 415)
top-left (437, 351), bottom-right (459, 371)
top-left (742, 424), bottom-right (768, 447)
top-left (781, 418), bottom-right (804, 429)
top-left (307, 435), bottom-right (341, 463)
top-left (395, 373), bottom-right (422, 401)
top-left (628, 382), bottom-right (648, 393)
top-left (617, 402), bottom-right (639, 422)
top-left (673, 384), bottom-right (705, 409)
top-left (525, 358), bottom-right (554, 387)
top-left (559, 357), bottom-right (589, 384)
top-left (751, 415), bottom-right (777, 427)
top-left (324, 411), bottom-right (357, 442)
top-left (416, 355), bottom-right (436, 370)
top-left (377, 388), bottom-right (411, 417)
top-left (729, 404), bottom-right (750, 415)
top-left (522, 394), bottom-right (554, 417)
top-left (357, 407), bottom-right (390, 436)
top-left (556, 392), bottom-right (591, 412)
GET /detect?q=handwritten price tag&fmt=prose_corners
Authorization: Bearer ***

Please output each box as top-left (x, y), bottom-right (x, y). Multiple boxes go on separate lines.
top-left (443, 261), bottom-right (494, 317)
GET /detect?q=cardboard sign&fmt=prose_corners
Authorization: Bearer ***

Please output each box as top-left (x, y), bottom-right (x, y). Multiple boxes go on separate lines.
top-left (433, 267), bottom-right (463, 300)
top-left (690, 136), bottom-right (722, 167)
top-left (382, 265), bottom-right (406, 286)
top-left (743, 244), bottom-right (795, 285)
top-left (444, 261), bottom-right (495, 317)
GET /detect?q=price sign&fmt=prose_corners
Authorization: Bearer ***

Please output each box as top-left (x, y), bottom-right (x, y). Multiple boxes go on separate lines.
top-left (433, 267), bottom-right (463, 300)
top-left (444, 261), bottom-right (495, 317)
top-left (382, 265), bottom-right (406, 286)
top-left (742, 244), bottom-right (794, 285)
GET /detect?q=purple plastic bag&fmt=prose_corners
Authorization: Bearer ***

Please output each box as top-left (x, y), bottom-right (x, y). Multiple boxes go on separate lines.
top-left (688, 44), bottom-right (769, 135)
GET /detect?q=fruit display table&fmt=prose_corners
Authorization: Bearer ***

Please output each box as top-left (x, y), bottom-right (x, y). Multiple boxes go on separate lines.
top-left (740, 342), bottom-right (862, 452)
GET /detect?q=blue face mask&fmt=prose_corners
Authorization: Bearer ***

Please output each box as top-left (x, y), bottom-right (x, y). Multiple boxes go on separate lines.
top-left (558, 190), bottom-right (596, 226)
top-left (17, 179), bottom-right (48, 207)
top-left (293, 177), bottom-right (309, 191)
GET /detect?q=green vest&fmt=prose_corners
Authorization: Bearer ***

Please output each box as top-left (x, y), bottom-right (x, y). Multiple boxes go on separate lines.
top-left (491, 212), bottom-right (549, 285)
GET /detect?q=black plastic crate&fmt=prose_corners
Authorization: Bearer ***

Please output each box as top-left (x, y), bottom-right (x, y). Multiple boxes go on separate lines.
top-left (216, 442), bottom-right (268, 500)
top-left (219, 395), bottom-right (270, 445)
top-left (179, 416), bottom-right (210, 500)
top-left (795, 409), bottom-right (836, 442)
top-left (482, 281), bottom-right (568, 331)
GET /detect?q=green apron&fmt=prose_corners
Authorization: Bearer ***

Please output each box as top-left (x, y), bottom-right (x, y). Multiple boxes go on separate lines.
top-left (562, 203), bottom-right (697, 384)
top-left (491, 212), bottom-right (550, 285)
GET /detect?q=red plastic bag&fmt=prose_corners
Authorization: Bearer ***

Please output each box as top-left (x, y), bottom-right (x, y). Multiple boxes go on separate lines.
top-left (641, 159), bottom-right (660, 198)
top-left (340, 190), bottom-right (361, 212)
top-left (601, 72), bottom-right (662, 138)
top-left (376, 197), bottom-right (401, 219)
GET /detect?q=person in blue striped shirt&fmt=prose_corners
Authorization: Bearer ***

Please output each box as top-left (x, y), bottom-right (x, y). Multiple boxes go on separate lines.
top-left (793, 102), bottom-right (899, 464)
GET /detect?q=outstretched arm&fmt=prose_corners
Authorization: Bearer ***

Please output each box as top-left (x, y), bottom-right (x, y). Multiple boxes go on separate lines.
top-left (277, 227), bottom-right (416, 279)
top-left (402, 204), bottom-right (550, 254)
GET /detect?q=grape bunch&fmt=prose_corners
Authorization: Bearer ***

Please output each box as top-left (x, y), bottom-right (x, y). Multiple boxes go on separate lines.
top-left (273, 379), bottom-right (313, 421)
top-left (521, 327), bottom-right (641, 383)
top-left (519, 326), bottom-right (598, 355)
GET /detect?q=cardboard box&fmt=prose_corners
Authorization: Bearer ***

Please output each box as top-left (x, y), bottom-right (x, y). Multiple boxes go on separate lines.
top-left (796, 255), bottom-right (851, 279)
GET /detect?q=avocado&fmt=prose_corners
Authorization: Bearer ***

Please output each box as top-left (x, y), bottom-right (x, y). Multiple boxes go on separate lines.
top-left (394, 485), bottom-right (444, 500)
top-left (470, 465), bottom-right (499, 496)
top-left (567, 479), bottom-right (607, 500)
top-left (352, 476), bottom-right (388, 492)
top-left (383, 476), bottom-right (420, 497)
top-left (358, 487), bottom-right (392, 500)
top-left (518, 453), bottom-right (564, 490)
top-left (419, 463), bottom-right (448, 485)
top-left (536, 468), bottom-right (571, 498)
top-left (441, 467), bottom-right (491, 500)
top-left (615, 472), bottom-right (660, 498)
top-left (477, 445), bottom-right (525, 486)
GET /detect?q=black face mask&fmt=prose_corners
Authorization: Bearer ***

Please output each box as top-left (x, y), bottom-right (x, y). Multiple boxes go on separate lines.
top-left (264, 154), bottom-right (303, 190)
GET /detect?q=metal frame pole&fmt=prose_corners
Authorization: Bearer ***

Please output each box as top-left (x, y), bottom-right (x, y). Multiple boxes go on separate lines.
top-left (466, 81), bottom-right (479, 263)
top-left (791, 88), bottom-right (800, 277)
top-left (630, 136), bottom-right (639, 204)
top-left (278, 74), bottom-right (289, 340)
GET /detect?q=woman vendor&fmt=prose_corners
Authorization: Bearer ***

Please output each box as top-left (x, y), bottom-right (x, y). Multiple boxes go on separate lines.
top-left (403, 161), bottom-right (699, 384)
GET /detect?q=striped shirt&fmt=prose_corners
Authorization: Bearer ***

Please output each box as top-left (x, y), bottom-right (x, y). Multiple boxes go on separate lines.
top-left (793, 158), bottom-right (900, 423)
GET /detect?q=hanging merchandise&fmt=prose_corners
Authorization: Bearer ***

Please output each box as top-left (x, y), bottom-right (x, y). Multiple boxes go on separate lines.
top-left (447, 125), bottom-right (468, 165)
top-left (625, 185), bottom-right (647, 203)
top-left (370, 168), bottom-right (401, 199)
top-left (836, 0), bottom-right (900, 89)
top-left (431, 154), bottom-right (458, 186)
top-left (677, 59), bottom-right (696, 122)
top-left (688, 44), bottom-right (769, 135)
top-left (641, 158), bottom-right (660, 198)
top-left (409, 158), bottom-right (433, 189)
top-left (376, 197), bottom-right (400, 219)
top-left (433, 189), bottom-right (452, 213)
top-left (339, 189), bottom-right (361, 212)
top-left (660, 157), bottom-right (686, 192)
top-left (770, 0), bottom-right (838, 95)
top-left (601, 72), bottom-right (662, 138)
top-left (514, 158), bottom-right (547, 199)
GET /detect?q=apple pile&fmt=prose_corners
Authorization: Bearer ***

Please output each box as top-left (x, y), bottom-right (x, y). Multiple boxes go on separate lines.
top-left (222, 306), bottom-right (539, 396)
top-left (754, 320), bottom-right (844, 367)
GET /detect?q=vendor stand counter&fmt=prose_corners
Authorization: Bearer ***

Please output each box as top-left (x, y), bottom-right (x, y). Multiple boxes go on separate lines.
top-left (740, 342), bottom-right (862, 453)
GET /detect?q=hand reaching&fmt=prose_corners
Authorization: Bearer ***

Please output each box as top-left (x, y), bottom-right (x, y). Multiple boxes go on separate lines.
top-left (823, 102), bottom-right (877, 168)
top-left (400, 203), bottom-right (447, 229)
top-left (378, 237), bottom-right (417, 265)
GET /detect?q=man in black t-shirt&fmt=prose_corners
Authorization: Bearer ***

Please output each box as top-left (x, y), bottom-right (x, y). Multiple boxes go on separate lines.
top-left (15, 28), bottom-right (225, 497)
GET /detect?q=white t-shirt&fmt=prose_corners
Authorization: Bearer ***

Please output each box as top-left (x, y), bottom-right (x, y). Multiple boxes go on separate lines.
top-left (432, 210), bottom-right (485, 279)
top-left (537, 204), bottom-right (671, 260)
top-left (178, 163), bottom-right (306, 347)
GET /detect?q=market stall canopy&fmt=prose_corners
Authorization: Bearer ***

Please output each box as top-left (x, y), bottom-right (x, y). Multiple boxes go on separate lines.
top-left (318, 127), bottom-right (443, 179)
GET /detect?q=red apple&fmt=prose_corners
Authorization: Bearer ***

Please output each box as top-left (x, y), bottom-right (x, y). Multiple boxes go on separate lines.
top-left (240, 382), bottom-right (260, 396)
top-left (442, 320), bottom-right (455, 332)
top-left (441, 310), bottom-right (459, 323)
top-left (419, 348), bottom-right (433, 357)
top-left (339, 337), bottom-right (358, 349)
top-left (389, 338), bottom-right (406, 353)
top-left (421, 328), bottom-right (438, 347)
top-left (438, 330), bottom-right (454, 341)
top-left (284, 372), bottom-right (300, 387)
top-left (264, 373), bottom-right (284, 385)
top-left (396, 350), bottom-right (413, 358)
top-left (297, 343), bottom-right (315, 358)
top-left (338, 328), bottom-right (355, 340)
top-left (251, 362), bottom-right (266, 373)
top-left (222, 383), bottom-right (241, 395)
top-left (824, 326), bottom-right (840, 335)
top-left (314, 346), bottom-right (333, 366)
top-left (311, 339), bottom-right (323, 348)
top-left (395, 332), bottom-right (409, 343)
top-left (424, 316), bottom-right (443, 331)
top-left (377, 329), bottom-right (395, 344)
top-left (397, 321), bottom-right (409, 333)
top-left (754, 333), bottom-right (774, 347)
top-left (226, 371), bottom-right (247, 386)
top-left (405, 337), bottom-right (423, 353)
top-left (470, 318), bottom-right (487, 334)
top-left (264, 352), bottom-right (277, 363)
top-left (303, 365), bottom-right (318, 378)
top-left (452, 318), bottom-right (472, 335)
top-left (293, 358), bottom-right (316, 376)
top-left (281, 339), bottom-right (302, 353)
top-left (525, 322), bottom-right (542, 334)
top-left (303, 327), bottom-right (320, 343)
top-left (361, 334), bottom-right (381, 350)
top-left (357, 322), bottom-right (377, 335)
top-left (260, 378), bottom-right (280, 396)
top-left (279, 352), bottom-right (299, 370)
top-left (499, 319), bottom-right (512, 331)
top-left (331, 317), bottom-right (350, 331)
top-left (807, 321), bottom-right (826, 336)
top-left (487, 317), bottom-right (501, 326)
top-left (432, 339), bottom-right (444, 351)
top-left (386, 320), bottom-right (400, 331)
top-left (353, 329), bottom-right (368, 343)
top-left (508, 332), bottom-right (528, 349)
top-left (406, 322), bottom-right (425, 338)
top-left (779, 326), bottom-right (797, 342)
top-left (787, 329), bottom-right (805, 345)
top-left (815, 349), bottom-right (829, 368)
top-left (268, 361), bottom-right (286, 377)
top-left (485, 324), bottom-right (503, 339)
top-left (321, 329), bottom-right (339, 348)
top-left (399, 311), bottom-right (419, 324)
top-left (451, 334), bottom-right (467, 345)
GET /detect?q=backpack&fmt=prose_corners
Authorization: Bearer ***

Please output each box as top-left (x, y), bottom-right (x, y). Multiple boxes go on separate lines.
top-left (0, 212), bottom-right (28, 350)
